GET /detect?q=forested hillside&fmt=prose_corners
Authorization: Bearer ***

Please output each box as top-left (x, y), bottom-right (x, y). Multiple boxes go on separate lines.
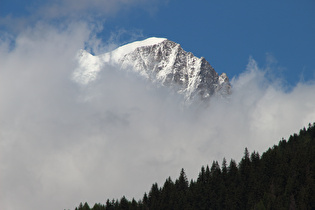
top-left (74, 123), bottom-right (315, 210)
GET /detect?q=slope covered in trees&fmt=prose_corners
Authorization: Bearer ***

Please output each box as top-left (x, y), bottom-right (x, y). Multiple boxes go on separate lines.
top-left (74, 123), bottom-right (315, 210)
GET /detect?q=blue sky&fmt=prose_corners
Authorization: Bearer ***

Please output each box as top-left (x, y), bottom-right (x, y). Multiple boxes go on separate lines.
top-left (1, 0), bottom-right (315, 86)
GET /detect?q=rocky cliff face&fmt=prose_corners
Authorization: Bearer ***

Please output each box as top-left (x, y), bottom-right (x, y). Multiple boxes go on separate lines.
top-left (74, 37), bottom-right (231, 101)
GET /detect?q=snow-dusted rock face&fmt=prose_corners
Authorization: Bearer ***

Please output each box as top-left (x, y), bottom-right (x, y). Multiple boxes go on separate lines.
top-left (74, 37), bottom-right (231, 101)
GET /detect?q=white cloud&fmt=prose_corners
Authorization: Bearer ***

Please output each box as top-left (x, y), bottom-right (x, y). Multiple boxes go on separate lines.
top-left (0, 0), bottom-right (166, 34)
top-left (37, 0), bottom-right (157, 19)
top-left (1, 23), bottom-right (315, 210)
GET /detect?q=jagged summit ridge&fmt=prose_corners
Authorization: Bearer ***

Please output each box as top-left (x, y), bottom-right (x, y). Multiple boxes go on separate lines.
top-left (73, 37), bottom-right (231, 100)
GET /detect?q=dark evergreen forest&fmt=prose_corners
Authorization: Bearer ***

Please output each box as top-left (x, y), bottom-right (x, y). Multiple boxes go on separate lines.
top-left (74, 123), bottom-right (315, 210)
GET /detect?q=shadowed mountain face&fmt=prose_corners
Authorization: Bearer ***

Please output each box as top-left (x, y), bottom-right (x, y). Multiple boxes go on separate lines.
top-left (75, 38), bottom-right (231, 101)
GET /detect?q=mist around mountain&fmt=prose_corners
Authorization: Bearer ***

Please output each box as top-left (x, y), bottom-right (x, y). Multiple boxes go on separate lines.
top-left (73, 37), bottom-right (231, 102)
top-left (1, 22), bottom-right (315, 210)
top-left (75, 123), bottom-right (315, 210)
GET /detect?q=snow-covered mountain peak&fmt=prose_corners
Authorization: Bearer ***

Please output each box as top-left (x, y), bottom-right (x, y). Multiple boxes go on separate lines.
top-left (73, 37), bottom-right (231, 101)
top-left (105, 37), bottom-right (167, 63)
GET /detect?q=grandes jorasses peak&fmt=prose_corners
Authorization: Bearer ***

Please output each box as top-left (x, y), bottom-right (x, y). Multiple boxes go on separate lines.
top-left (74, 37), bottom-right (231, 101)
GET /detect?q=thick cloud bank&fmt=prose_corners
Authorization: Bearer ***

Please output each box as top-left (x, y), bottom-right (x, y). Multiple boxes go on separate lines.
top-left (1, 23), bottom-right (315, 210)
